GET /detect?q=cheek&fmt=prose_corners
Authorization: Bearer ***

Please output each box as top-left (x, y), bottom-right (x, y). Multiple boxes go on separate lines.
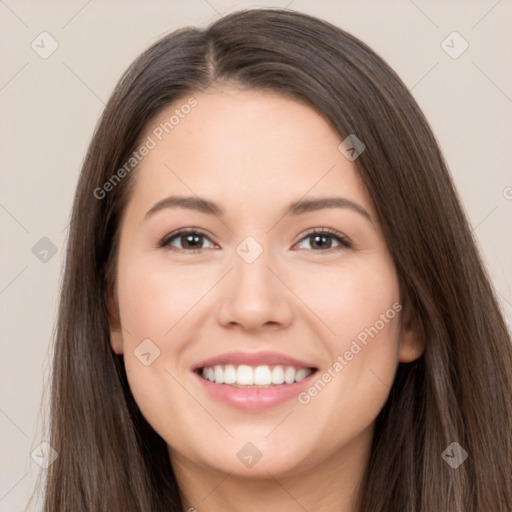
top-left (330, 268), bottom-right (401, 364)
top-left (114, 252), bottom-right (195, 400)
top-left (117, 253), bottom-right (202, 343)
top-left (116, 256), bottom-right (204, 442)
top-left (293, 255), bottom-right (401, 425)
top-left (292, 253), bottom-right (401, 355)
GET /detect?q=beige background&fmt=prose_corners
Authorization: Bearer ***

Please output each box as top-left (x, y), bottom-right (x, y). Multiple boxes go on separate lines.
top-left (1, 1), bottom-right (511, 510)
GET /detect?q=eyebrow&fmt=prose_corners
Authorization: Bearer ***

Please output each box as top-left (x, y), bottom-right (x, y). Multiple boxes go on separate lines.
top-left (145, 195), bottom-right (372, 223)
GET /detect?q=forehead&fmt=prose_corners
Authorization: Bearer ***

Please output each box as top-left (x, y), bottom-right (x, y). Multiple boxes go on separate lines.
top-left (128, 86), bottom-right (373, 218)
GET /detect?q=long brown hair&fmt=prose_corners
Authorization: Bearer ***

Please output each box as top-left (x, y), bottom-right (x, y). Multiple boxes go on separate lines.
top-left (39, 8), bottom-right (512, 511)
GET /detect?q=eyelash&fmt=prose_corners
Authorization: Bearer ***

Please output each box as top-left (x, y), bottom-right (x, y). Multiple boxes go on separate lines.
top-left (159, 227), bottom-right (352, 253)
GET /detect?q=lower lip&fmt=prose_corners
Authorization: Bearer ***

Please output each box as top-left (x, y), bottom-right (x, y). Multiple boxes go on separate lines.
top-left (193, 371), bottom-right (317, 410)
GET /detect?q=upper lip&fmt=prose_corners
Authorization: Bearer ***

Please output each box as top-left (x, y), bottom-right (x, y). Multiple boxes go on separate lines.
top-left (192, 351), bottom-right (317, 371)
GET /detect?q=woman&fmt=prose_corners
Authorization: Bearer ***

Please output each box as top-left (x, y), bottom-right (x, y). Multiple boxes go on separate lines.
top-left (40, 8), bottom-right (512, 511)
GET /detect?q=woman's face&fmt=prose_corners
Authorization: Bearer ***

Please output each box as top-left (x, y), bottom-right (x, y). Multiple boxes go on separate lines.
top-left (109, 86), bottom-right (422, 479)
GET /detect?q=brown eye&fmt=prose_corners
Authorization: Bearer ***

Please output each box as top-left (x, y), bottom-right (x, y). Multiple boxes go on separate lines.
top-left (294, 229), bottom-right (351, 251)
top-left (160, 230), bottom-right (215, 251)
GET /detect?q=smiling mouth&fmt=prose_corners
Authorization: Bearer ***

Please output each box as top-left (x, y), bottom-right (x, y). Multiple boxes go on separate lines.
top-left (196, 364), bottom-right (318, 388)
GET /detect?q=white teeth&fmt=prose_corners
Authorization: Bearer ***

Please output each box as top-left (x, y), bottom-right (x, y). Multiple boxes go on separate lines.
top-left (199, 364), bottom-right (313, 386)
top-left (271, 366), bottom-right (285, 384)
top-left (237, 365), bottom-right (254, 385)
top-left (214, 365), bottom-right (224, 384)
top-left (223, 364), bottom-right (236, 384)
top-left (254, 365), bottom-right (272, 386)
top-left (295, 368), bottom-right (309, 382)
top-left (284, 366), bottom-right (296, 384)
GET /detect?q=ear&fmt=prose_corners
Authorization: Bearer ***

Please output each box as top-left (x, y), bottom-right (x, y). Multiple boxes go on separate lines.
top-left (398, 301), bottom-right (425, 363)
top-left (106, 285), bottom-right (124, 355)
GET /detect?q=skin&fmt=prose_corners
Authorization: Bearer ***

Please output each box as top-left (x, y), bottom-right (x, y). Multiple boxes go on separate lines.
top-left (108, 85), bottom-right (424, 512)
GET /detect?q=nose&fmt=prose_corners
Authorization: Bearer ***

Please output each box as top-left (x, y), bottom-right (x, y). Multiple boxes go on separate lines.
top-left (216, 245), bottom-right (294, 332)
